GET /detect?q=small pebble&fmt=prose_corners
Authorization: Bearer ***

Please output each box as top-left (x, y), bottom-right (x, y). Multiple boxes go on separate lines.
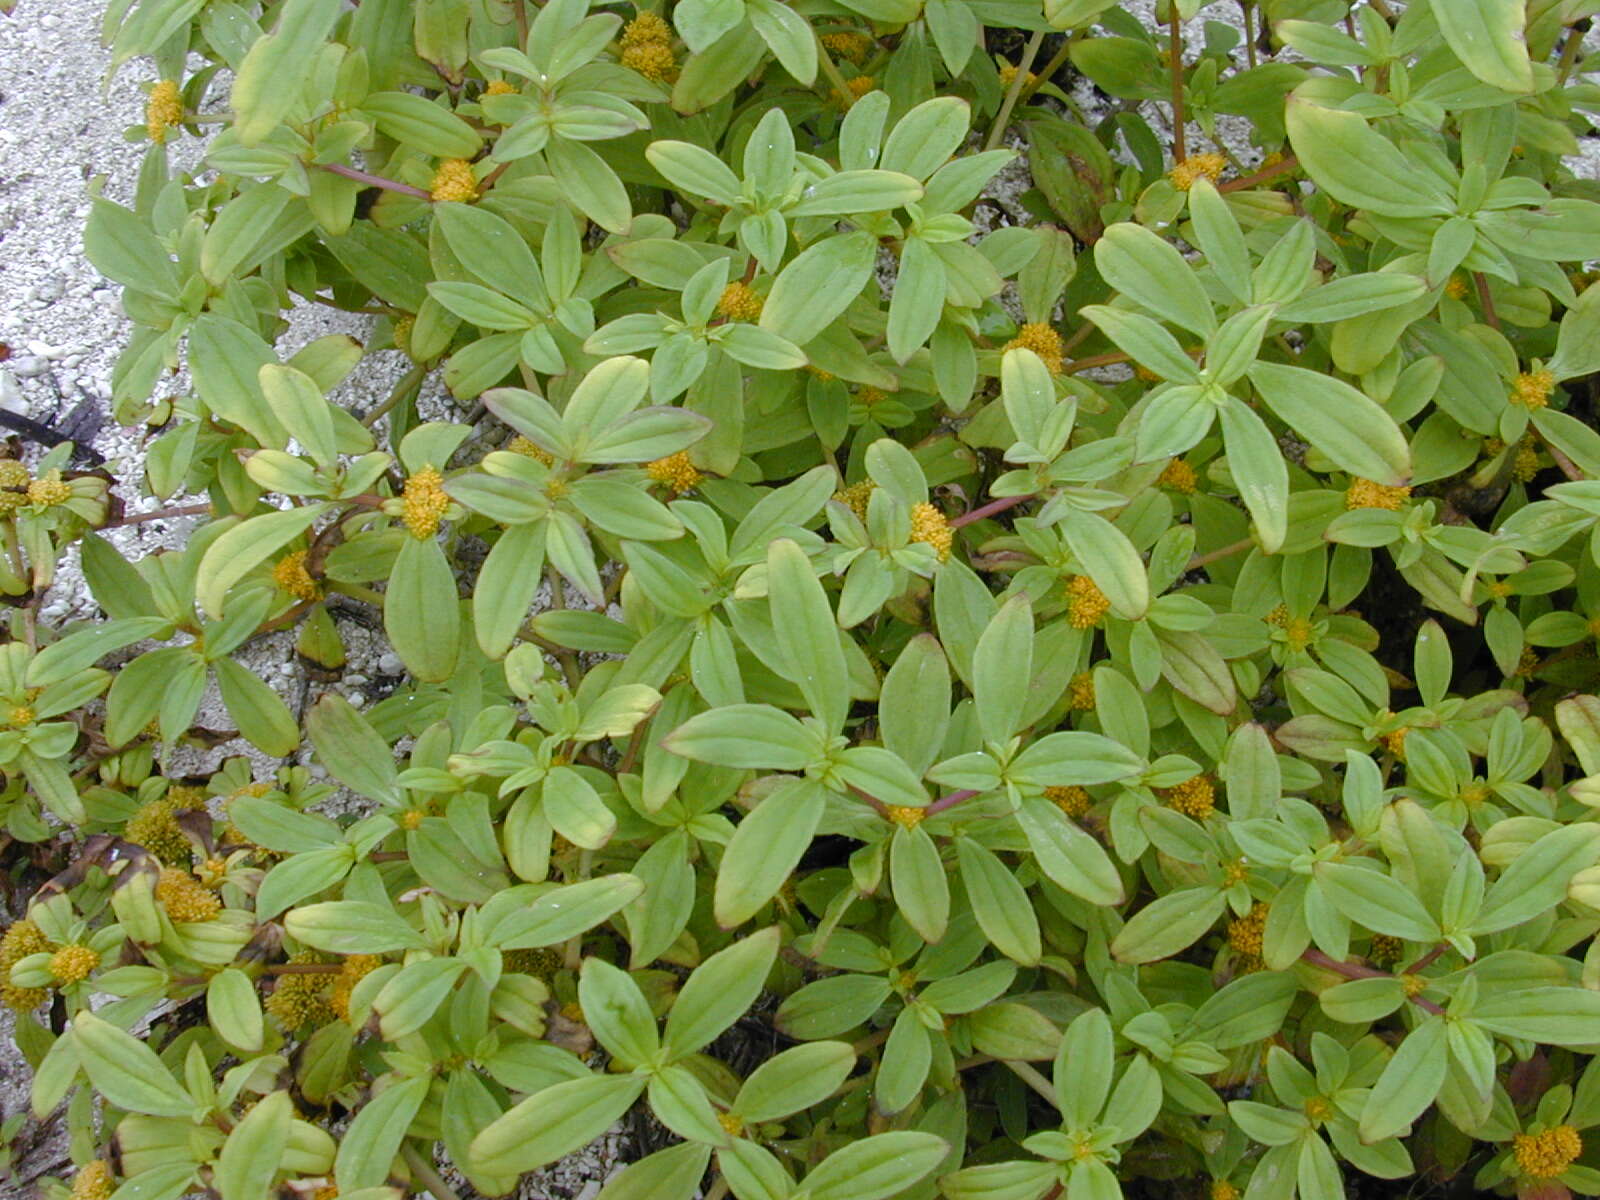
top-left (9, 356), bottom-right (48, 378)
top-left (0, 370), bottom-right (25, 414)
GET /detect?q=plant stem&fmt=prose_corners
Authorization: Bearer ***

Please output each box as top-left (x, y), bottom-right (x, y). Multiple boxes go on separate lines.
top-left (1063, 349), bottom-right (1132, 375)
top-left (815, 34), bottom-right (859, 110)
top-left (1219, 153), bottom-right (1298, 192)
top-left (1473, 272), bottom-right (1501, 330)
top-left (984, 29), bottom-right (1045, 152)
top-left (1301, 948), bottom-right (1443, 1015)
top-left (103, 502), bottom-right (211, 528)
top-left (1169, 8), bottom-right (1187, 162)
top-left (1242, 1), bottom-right (1257, 69)
top-left (1018, 34), bottom-right (1077, 106)
top-left (925, 788), bottom-right (980, 816)
top-left (950, 493), bottom-right (1032, 529)
top-left (1004, 1059), bottom-right (1059, 1107)
top-left (1559, 21), bottom-right (1586, 85)
top-left (403, 1145), bottom-right (466, 1200)
top-left (1185, 536), bottom-right (1254, 572)
top-left (363, 363), bottom-right (427, 428)
top-left (319, 162), bottom-right (432, 200)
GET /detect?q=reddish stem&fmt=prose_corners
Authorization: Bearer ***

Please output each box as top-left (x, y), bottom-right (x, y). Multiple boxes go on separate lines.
top-left (1302, 948), bottom-right (1443, 1015)
top-left (320, 162), bottom-right (433, 200)
top-left (950, 493), bottom-right (1032, 529)
top-left (925, 788), bottom-right (979, 816)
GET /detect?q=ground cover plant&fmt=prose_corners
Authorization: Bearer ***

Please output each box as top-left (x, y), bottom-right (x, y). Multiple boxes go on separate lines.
top-left (13, 0), bottom-right (1600, 1197)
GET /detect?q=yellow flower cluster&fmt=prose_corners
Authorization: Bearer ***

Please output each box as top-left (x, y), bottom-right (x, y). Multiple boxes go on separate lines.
top-left (647, 451), bottom-right (701, 493)
top-left (1158, 458), bottom-right (1196, 493)
top-left (1168, 153), bottom-right (1227, 191)
top-left (834, 480), bottom-right (875, 520)
top-left (845, 76), bottom-right (877, 101)
top-left (1210, 1181), bottom-right (1239, 1200)
top-left (1510, 368), bottom-right (1555, 410)
top-left (145, 80), bottom-right (183, 144)
top-left (0, 920), bottom-right (51, 1011)
top-left (1067, 671), bottom-right (1096, 712)
top-left (266, 953), bottom-right (336, 1028)
top-left (621, 10), bottom-right (670, 45)
top-left (1444, 273), bottom-right (1470, 300)
top-left (1513, 441), bottom-right (1541, 483)
top-left (1368, 934), bottom-right (1404, 966)
top-left (1380, 726), bottom-right (1409, 760)
top-left (508, 436), bottom-right (555, 466)
top-left (718, 1111), bottom-right (745, 1137)
top-left (1345, 478), bottom-right (1410, 510)
top-left (716, 281), bottom-right (763, 322)
top-left (504, 946), bottom-right (563, 980)
top-left (1066, 575), bottom-right (1109, 629)
top-left (0, 460), bottom-right (29, 489)
top-left (622, 41), bottom-right (676, 81)
top-left (402, 467), bottom-right (449, 538)
top-left (821, 31), bottom-right (872, 63)
top-left (1002, 322), bottom-right (1065, 374)
top-left (155, 867), bottom-right (221, 923)
top-left (484, 79), bottom-right (518, 96)
top-left (909, 502), bottom-right (952, 561)
top-left (330, 954), bottom-right (383, 1020)
top-left (1220, 858), bottom-right (1248, 887)
top-left (1514, 1126), bottom-right (1582, 1179)
top-left (392, 313), bottom-right (414, 357)
top-left (999, 63), bottom-right (1038, 89)
top-left (430, 159), bottom-right (479, 204)
top-left (272, 550), bottom-right (320, 602)
top-left (1045, 785), bottom-right (1091, 818)
top-left (27, 471), bottom-right (72, 507)
top-left (71, 1161), bottom-right (114, 1200)
top-left (1160, 774), bottom-right (1216, 819)
top-left (620, 11), bottom-right (676, 80)
top-left (5, 705), bottom-right (32, 727)
top-left (1226, 904), bottom-right (1267, 957)
top-left (125, 794), bottom-right (194, 864)
top-left (49, 944), bottom-right (99, 984)
top-left (885, 805), bottom-right (926, 829)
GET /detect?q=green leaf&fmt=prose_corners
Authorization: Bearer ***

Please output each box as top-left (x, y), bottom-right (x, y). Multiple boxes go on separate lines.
top-left (1427, 0), bottom-right (1532, 93)
top-left (957, 838), bottom-right (1041, 965)
top-left (760, 230), bottom-right (877, 345)
top-left (664, 927), bottom-right (780, 1058)
top-left (767, 538), bottom-right (849, 733)
top-left (714, 779), bottom-right (827, 928)
top-left (213, 657), bottom-right (300, 756)
top-left (664, 703), bottom-right (822, 770)
top-left (1312, 862), bottom-right (1440, 942)
top-left (1218, 394), bottom-right (1288, 554)
top-left (1061, 512), bottom-right (1148, 620)
top-left (361, 91), bottom-right (483, 158)
top-left (306, 693), bottom-right (400, 805)
top-left (215, 1090), bottom-right (291, 1200)
top-left (494, 875), bottom-right (646, 948)
top-left (1360, 1017), bottom-right (1447, 1143)
top-left (891, 823), bottom-right (949, 943)
top-left (73, 1012), bottom-right (195, 1117)
top-left (1249, 361), bottom-right (1411, 485)
top-left (802, 1132), bottom-right (949, 1200)
top-left (1111, 888), bottom-right (1226, 963)
top-left (973, 595), bottom-right (1034, 744)
top-left (1285, 97), bottom-right (1453, 218)
top-left (285, 901), bottom-right (427, 954)
top-left (86, 200), bottom-right (178, 297)
top-left (1474, 823), bottom-right (1600, 934)
top-left (1472, 987), bottom-right (1600, 1045)
top-left (579, 957), bottom-right (661, 1066)
top-left (335, 1074), bottom-right (430, 1190)
top-left (1095, 223), bottom-right (1215, 336)
top-left (385, 535), bottom-right (461, 684)
top-left (196, 504), bottom-right (327, 619)
top-left (231, 0), bottom-right (342, 144)
top-left (879, 635), bottom-right (951, 777)
top-left (471, 1074), bottom-right (647, 1177)
top-left (735, 1042), bottom-right (856, 1122)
